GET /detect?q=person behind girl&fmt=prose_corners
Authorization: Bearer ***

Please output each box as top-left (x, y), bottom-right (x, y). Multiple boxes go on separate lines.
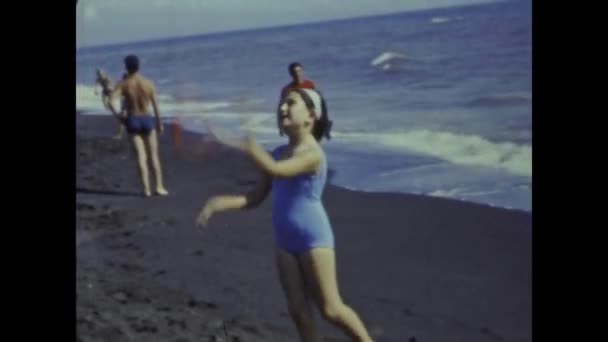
top-left (196, 88), bottom-right (373, 341)
top-left (277, 62), bottom-right (316, 136)
top-left (94, 69), bottom-right (127, 140)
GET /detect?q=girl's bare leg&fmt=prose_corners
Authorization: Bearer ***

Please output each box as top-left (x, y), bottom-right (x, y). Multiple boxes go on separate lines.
top-left (300, 248), bottom-right (373, 342)
top-left (276, 248), bottom-right (322, 342)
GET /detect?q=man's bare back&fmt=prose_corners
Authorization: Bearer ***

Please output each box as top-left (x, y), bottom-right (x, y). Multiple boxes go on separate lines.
top-left (110, 71), bottom-right (163, 135)
top-left (116, 74), bottom-right (159, 117)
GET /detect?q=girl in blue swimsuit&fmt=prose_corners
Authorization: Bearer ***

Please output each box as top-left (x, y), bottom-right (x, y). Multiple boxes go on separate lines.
top-left (197, 88), bottom-right (373, 341)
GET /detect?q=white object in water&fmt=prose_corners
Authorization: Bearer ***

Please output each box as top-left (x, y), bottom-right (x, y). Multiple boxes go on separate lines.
top-left (430, 17), bottom-right (451, 24)
top-left (370, 51), bottom-right (407, 67)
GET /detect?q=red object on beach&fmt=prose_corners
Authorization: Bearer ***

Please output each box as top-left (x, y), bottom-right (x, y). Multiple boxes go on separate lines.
top-left (280, 80), bottom-right (316, 100)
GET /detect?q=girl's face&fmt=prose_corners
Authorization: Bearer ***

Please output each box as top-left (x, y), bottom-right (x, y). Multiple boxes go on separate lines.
top-left (278, 91), bottom-right (314, 133)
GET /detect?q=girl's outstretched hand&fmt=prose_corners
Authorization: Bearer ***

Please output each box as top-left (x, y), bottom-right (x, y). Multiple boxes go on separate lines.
top-left (204, 116), bottom-right (256, 153)
top-left (196, 197), bottom-right (217, 228)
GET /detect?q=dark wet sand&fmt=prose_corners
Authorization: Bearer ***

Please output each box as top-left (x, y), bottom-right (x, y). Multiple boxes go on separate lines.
top-left (76, 114), bottom-right (531, 342)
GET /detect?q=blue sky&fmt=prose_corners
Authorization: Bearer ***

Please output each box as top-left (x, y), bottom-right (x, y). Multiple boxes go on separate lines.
top-left (76, 0), bottom-right (500, 47)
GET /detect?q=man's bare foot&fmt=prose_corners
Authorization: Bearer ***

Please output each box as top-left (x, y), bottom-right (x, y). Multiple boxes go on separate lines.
top-left (144, 190), bottom-right (152, 197)
top-left (155, 188), bottom-right (169, 196)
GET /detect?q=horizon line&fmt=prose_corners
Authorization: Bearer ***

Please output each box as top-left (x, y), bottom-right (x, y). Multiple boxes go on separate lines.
top-left (77, 0), bottom-right (504, 51)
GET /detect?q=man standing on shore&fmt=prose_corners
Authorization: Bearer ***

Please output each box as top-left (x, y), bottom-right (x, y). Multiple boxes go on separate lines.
top-left (279, 62), bottom-right (316, 98)
top-left (108, 55), bottom-right (169, 197)
top-left (277, 62), bottom-right (317, 136)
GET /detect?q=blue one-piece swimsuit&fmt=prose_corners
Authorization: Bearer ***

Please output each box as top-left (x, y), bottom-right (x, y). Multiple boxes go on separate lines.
top-left (271, 145), bottom-right (334, 255)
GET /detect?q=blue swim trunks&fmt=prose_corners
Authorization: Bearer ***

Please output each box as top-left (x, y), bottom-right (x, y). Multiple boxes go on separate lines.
top-left (271, 145), bottom-right (334, 255)
top-left (125, 115), bottom-right (155, 135)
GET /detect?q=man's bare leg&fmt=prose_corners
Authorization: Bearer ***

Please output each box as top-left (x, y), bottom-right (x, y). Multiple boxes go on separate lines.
top-left (131, 134), bottom-right (152, 197)
top-left (144, 130), bottom-right (169, 195)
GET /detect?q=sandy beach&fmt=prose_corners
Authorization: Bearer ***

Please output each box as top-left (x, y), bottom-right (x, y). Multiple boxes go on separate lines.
top-left (76, 113), bottom-right (531, 342)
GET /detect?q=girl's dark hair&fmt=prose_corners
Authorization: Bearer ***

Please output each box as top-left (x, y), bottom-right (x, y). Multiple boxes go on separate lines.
top-left (291, 88), bottom-right (333, 141)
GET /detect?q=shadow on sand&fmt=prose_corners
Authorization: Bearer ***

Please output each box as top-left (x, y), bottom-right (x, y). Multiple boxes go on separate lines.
top-left (76, 187), bottom-right (142, 198)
